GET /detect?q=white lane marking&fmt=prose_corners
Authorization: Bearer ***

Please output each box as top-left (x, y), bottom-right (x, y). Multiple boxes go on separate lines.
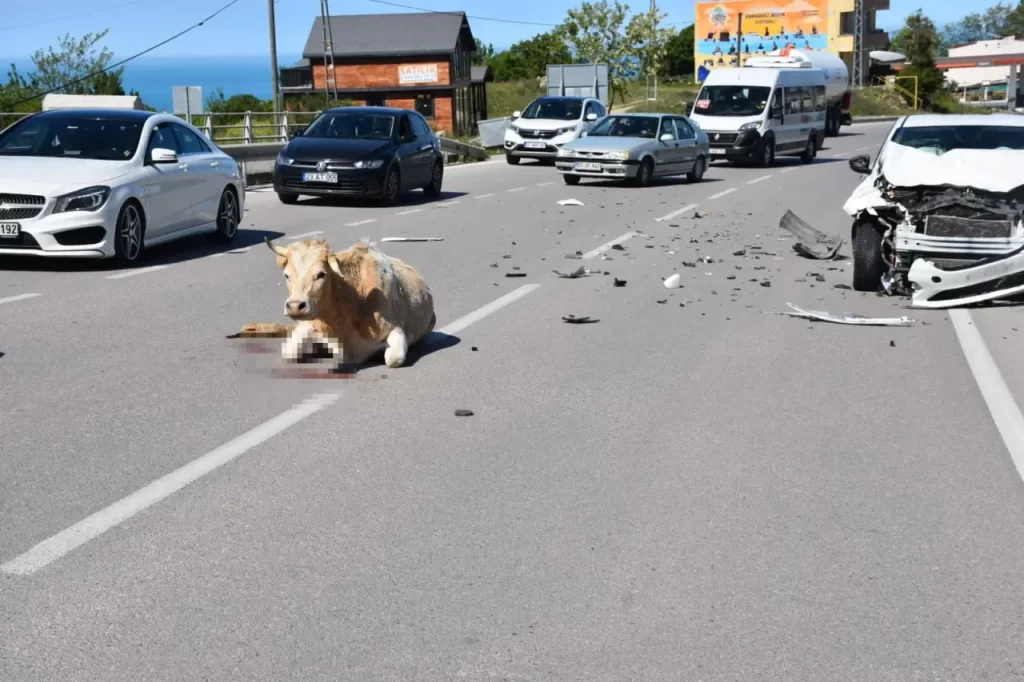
top-left (827, 151), bottom-right (849, 158)
top-left (950, 309), bottom-right (1024, 484)
top-left (780, 167), bottom-right (799, 174)
top-left (209, 247), bottom-right (250, 258)
top-left (536, 181), bottom-right (555, 186)
top-left (473, 193), bottom-right (495, 199)
top-left (0, 393), bottom-right (341, 576)
top-left (438, 284), bottom-right (541, 336)
top-left (435, 200), bottom-right (461, 207)
top-left (746, 175), bottom-right (772, 185)
top-left (286, 230), bottom-right (324, 240)
top-left (656, 203), bottom-right (699, 222)
top-left (507, 187), bottom-right (526, 192)
top-left (856, 146), bottom-right (871, 151)
top-left (582, 232), bottom-right (638, 259)
top-left (707, 188), bottom-right (738, 201)
top-left (396, 208), bottom-right (423, 215)
top-left (0, 293), bottom-right (41, 306)
top-left (344, 219), bottom-right (376, 227)
top-left (105, 265), bottom-right (169, 280)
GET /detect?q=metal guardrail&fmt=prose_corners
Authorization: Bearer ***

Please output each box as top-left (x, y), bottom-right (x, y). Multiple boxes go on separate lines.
top-left (218, 137), bottom-right (487, 164)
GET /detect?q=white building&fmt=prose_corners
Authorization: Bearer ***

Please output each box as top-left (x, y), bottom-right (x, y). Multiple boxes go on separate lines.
top-left (942, 35), bottom-right (1024, 102)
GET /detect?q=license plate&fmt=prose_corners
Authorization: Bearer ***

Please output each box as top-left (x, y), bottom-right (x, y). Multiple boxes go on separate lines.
top-left (302, 172), bottom-right (338, 183)
top-left (710, 148), bottom-right (726, 155)
top-left (574, 162), bottom-right (602, 171)
top-left (0, 222), bottom-right (19, 238)
top-left (524, 142), bottom-right (546, 149)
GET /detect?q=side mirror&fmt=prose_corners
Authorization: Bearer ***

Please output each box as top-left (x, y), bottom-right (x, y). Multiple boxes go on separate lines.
top-left (659, 133), bottom-right (674, 142)
top-left (848, 154), bottom-right (872, 174)
top-left (770, 105), bottom-right (783, 120)
top-left (511, 110), bottom-right (521, 119)
top-left (150, 147), bottom-right (178, 164)
top-left (581, 131), bottom-right (588, 138)
top-left (586, 112), bottom-right (598, 122)
top-left (288, 128), bottom-right (302, 140)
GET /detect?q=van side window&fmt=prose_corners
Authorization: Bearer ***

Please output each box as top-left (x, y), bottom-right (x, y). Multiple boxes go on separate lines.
top-left (814, 85), bottom-right (827, 112)
top-left (799, 87), bottom-right (814, 113)
top-left (784, 87), bottom-right (801, 115)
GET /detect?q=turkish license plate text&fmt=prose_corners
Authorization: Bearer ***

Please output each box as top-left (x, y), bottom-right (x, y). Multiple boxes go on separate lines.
top-left (710, 148), bottom-right (726, 155)
top-left (524, 142), bottom-right (547, 149)
top-left (0, 222), bottom-right (20, 238)
top-left (302, 172), bottom-right (338, 183)
top-left (574, 162), bottom-right (602, 171)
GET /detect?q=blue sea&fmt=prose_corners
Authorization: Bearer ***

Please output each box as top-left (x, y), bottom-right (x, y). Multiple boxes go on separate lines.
top-left (1, 54), bottom-right (303, 112)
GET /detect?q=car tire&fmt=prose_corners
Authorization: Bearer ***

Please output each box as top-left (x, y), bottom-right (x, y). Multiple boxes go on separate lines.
top-left (633, 158), bottom-right (654, 187)
top-left (799, 136), bottom-right (817, 164)
top-left (380, 165), bottom-right (401, 207)
top-left (687, 156), bottom-right (706, 183)
top-left (563, 174), bottom-right (581, 186)
top-left (506, 154), bottom-right (520, 165)
top-left (112, 201), bottom-right (145, 267)
top-left (277, 192), bottom-right (299, 205)
top-left (852, 218), bottom-right (887, 292)
top-left (423, 161), bottom-right (443, 198)
top-left (210, 187), bottom-right (240, 244)
top-left (758, 137), bottom-right (775, 167)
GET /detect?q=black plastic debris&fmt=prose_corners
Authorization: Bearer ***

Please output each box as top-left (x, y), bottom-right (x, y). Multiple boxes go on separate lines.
top-left (554, 267), bottom-right (589, 279)
top-left (503, 254), bottom-right (512, 259)
top-left (834, 283), bottom-right (852, 290)
top-left (813, 274), bottom-right (826, 282)
top-left (611, 244), bottom-right (626, 251)
top-left (455, 409), bottom-right (474, 417)
top-left (490, 263), bottom-right (499, 268)
top-left (506, 272), bottom-right (527, 278)
top-left (681, 261), bottom-right (696, 268)
top-left (727, 275), bottom-right (737, 280)
top-left (760, 280), bottom-right (772, 287)
top-left (613, 278), bottom-right (627, 287)
top-left (471, 346), bottom-right (478, 351)
top-left (656, 299), bottom-right (668, 304)
top-left (733, 249), bottom-right (747, 257)
top-left (563, 315), bottom-right (600, 324)
top-left (889, 340), bottom-right (896, 347)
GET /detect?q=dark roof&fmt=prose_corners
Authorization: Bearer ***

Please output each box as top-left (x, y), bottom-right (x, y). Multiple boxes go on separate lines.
top-left (471, 65), bottom-right (493, 83)
top-left (302, 11), bottom-right (475, 59)
top-left (33, 108), bottom-right (155, 122)
top-left (322, 105), bottom-right (422, 116)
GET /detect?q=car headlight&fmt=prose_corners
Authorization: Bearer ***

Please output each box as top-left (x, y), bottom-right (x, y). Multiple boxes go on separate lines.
top-left (353, 159), bottom-right (384, 169)
top-left (555, 126), bottom-right (576, 136)
top-left (604, 151), bottom-right (629, 160)
top-left (276, 153), bottom-right (294, 165)
top-left (53, 186), bottom-right (110, 214)
top-left (739, 121), bottom-right (762, 131)
top-left (509, 126), bottom-right (520, 134)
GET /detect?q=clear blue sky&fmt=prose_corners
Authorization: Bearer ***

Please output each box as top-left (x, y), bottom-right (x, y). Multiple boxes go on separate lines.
top-left (3, 0), bottom-right (967, 60)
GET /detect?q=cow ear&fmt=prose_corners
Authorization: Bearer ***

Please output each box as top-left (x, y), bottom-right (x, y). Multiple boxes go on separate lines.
top-left (327, 255), bottom-right (344, 279)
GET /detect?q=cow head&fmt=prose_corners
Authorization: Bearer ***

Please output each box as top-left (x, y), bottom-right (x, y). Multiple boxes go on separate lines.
top-left (265, 237), bottom-right (342, 320)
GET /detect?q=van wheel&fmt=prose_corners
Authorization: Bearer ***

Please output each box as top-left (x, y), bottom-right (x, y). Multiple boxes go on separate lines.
top-left (758, 138), bottom-right (775, 167)
top-left (852, 218), bottom-right (887, 292)
top-left (563, 174), bottom-right (581, 185)
top-left (799, 137), bottom-right (817, 164)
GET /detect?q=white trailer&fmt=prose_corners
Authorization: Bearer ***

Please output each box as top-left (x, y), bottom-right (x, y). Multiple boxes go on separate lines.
top-left (744, 48), bottom-right (852, 136)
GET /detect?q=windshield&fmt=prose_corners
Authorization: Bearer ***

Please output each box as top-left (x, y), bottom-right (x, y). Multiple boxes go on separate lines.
top-left (693, 85), bottom-right (772, 117)
top-left (0, 115), bottom-right (145, 160)
top-left (891, 125), bottom-right (1024, 155)
top-left (521, 98), bottom-right (583, 121)
top-left (303, 112), bottom-right (395, 140)
top-left (589, 115), bottom-right (660, 139)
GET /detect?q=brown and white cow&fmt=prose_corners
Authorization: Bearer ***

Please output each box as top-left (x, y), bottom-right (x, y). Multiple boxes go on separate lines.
top-left (237, 237), bottom-right (436, 368)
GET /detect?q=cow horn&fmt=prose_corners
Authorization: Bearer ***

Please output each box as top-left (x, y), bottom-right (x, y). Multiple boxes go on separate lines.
top-left (265, 236), bottom-right (287, 256)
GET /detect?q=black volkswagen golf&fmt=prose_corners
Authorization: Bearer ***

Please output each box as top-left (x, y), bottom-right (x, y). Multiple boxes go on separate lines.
top-left (273, 106), bottom-right (445, 206)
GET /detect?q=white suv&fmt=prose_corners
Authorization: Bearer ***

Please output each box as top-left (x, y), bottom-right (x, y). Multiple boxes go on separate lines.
top-left (504, 96), bottom-right (606, 164)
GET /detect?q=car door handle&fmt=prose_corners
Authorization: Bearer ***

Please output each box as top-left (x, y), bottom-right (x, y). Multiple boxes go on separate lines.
top-left (419, 145), bottom-right (432, 151)
top-left (210, 161), bottom-right (219, 168)
top-left (178, 163), bottom-right (189, 171)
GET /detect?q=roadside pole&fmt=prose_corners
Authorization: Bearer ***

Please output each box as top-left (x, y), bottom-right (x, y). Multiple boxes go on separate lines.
top-left (268, 0), bottom-right (280, 114)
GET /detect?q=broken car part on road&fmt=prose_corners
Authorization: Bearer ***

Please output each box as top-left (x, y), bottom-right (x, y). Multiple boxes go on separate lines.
top-left (778, 303), bottom-right (915, 327)
top-left (779, 210), bottom-right (844, 260)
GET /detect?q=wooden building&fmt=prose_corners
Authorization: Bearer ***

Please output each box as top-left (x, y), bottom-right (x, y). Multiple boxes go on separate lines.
top-left (279, 11), bottom-right (486, 136)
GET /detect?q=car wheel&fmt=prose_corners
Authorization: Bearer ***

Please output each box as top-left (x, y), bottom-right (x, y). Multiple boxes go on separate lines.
top-left (852, 218), bottom-right (887, 292)
top-left (634, 158), bottom-right (654, 187)
top-left (687, 156), bottom-right (706, 182)
top-left (506, 154), bottom-right (520, 165)
top-left (210, 187), bottom-right (240, 243)
top-left (278, 193), bottom-right (299, 205)
top-left (423, 161), bottom-right (443, 198)
top-left (759, 138), bottom-right (775, 167)
top-left (563, 173), bottom-right (581, 186)
top-left (380, 165), bottom-right (401, 206)
top-left (799, 136), bottom-right (817, 164)
top-left (112, 201), bottom-right (145, 267)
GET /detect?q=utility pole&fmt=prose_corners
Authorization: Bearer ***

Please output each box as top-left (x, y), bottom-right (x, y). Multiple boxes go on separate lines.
top-left (268, 0), bottom-right (280, 112)
top-left (852, 0), bottom-right (865, 87)
top-left (738, 13), bottom-right (744, 67)
top-left (646, 0), bottom-right (658, 101)
top-left (321, 0), bottom-right (339, 105)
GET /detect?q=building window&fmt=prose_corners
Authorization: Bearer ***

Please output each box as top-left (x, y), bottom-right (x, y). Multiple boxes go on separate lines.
top-left (416, 93), bottom-right (435, 119)
top-left (840, 12), bottom-right (854, 35)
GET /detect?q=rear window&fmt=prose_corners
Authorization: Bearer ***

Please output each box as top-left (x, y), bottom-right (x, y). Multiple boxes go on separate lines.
top-left (891, 125), bottom-right (1024, 154)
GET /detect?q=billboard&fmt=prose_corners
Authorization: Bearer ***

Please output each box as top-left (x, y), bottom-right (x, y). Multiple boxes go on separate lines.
top-left (694, 0), bottom-right (830, 79)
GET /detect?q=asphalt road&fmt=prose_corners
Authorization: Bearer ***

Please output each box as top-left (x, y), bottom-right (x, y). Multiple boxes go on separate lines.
top-left (2, 121), bottom-right (1024, 681)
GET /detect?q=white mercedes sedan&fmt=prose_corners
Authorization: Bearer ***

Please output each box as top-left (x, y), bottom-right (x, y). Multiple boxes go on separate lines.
top-left (0, 109), bottom-right (244, 265)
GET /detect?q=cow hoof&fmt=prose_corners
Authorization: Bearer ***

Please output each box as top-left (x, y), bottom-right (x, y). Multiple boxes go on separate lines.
top-left (384, 347), bottom-right (406, 368)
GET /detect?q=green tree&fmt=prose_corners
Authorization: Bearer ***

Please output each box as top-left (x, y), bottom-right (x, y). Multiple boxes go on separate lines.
top-left (890, 10), bottom-right (945, 109)
top-left (626, 5), bottom-right (678, 82)
top-left (490, 32), bottom-right (572, 81)
top-left (29, 30), bottom-right (126, 96)
top-left (663, 24), bottom-right (695, 79)
top-left (0, 65), bottom-right (40, 113)
top-left (556, 0), bottom-right (632, 109)
top-left (941, 2), bottom-right (1017, 52)
top-left (473, 38), bottom-right (496, 66)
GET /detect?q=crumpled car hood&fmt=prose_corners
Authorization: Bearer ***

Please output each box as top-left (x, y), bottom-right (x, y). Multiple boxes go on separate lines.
top-left (843, 143), bottom-right (1024, 217)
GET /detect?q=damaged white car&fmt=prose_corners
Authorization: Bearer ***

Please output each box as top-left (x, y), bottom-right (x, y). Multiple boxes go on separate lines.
top-left (842, 113), bottom-right (1024, 308)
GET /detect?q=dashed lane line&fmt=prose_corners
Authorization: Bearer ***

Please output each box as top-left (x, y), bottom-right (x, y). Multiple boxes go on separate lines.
top-left (435, 200), bottom-right (461, 207)
top-left (343, 219), bottom-right (377, 227)
top-left (780, 167), bottom-right (799, 174)
top-left (285, 231), bottom-right (324, 240)
top-left (0, 293), bottom-right (42, 306)
top-left (707, 188), bottom-right (738, 201)
top-left (473, 193), bottom-right (495, 199)
top-left (105, 265), bottom-right (169, 280)
top-left (746, 175), bottom-right (772, 185)
top-left (396, 208), bottom-right (423, 215)
top-left (582, 232), bottom-right (639, 260)
top-left (506, 187), bottom-right (526, 193)
top-left (536, 181), bottom-right (555, 187)
top-left (656, 203), bottom-right (699, 223)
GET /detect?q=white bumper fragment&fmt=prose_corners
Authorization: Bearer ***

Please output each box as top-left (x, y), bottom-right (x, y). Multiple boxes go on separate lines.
top-left (909, 245), bottom-right (1024, 309)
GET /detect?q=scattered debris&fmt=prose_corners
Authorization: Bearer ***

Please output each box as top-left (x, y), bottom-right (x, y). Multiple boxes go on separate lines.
top-left (693, 210), bottom-right (703, 218)
top-left (554, 266), bottom-right (591, 278)
top-left (727, 275), bottom-right (737, 280)
top-left (760, 280), bottom-right (772, 287)
top-left (663, 273), bottom-right (681, 289)
top-left (506, 272), bottom-right (527, 278)
top-left (557, 198), bottom-right (585, 207)
top-left (779, 210), bottom-right (843, 260)
top-left (889, 340), bottom-right (896, 347)
top-left (380, 237), bottom-right (445, 242)
top-left (778, 302), bottom-right (915, 326)
top-left (613, 278), bottom-right (627, 287)
top-left (471, 346), bottom-right (478, 351)
top-left (656, 299), bottom-right (668, 304)
top-left (562, 315), bottom-right (600, 324)
top-left (834, 283), bottom-right (852, 290)
top-left (565, 250), bottom-right (584, 259)
top-left (681, 261), bottom-right (696, 268)
top-left (611, 243), bottom-right (626, 251)
top-left (733, 249), bottom-right (747, 257)
top-left (455, 409), bottom-right (475, 417)
top-left (698, 256), bottom-right (714, 264)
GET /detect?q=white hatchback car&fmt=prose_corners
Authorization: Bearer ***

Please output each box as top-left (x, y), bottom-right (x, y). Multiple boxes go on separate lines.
top-left (0, 108), bottom-right (244, 266)
top-left (504, 96), bottom-right (606, 164)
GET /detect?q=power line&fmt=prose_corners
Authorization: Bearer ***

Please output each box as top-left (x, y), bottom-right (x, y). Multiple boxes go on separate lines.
top-left (0, 0), bottom-right (159, 33)
top-left (2, 0), bottom-right (244, 110)
top-left (364, 0), bottom-right (690, 29)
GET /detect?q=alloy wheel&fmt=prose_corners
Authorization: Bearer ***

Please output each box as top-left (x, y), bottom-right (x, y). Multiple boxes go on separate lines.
top-left (219, 191), bottom-right (239, 238)
top-left (119, 204), bottom-right (142, 261)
